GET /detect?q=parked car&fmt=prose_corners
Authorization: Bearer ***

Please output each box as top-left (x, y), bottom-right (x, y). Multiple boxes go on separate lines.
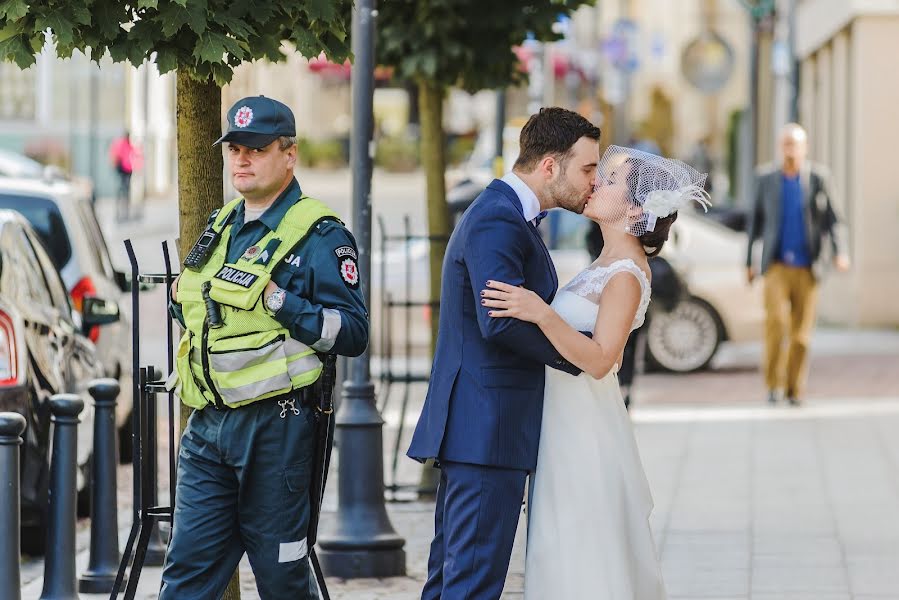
top-left (0, 210), bottom-right (120, 553)
top-left (549, 208), bottom-right (764, 372)
top-left (0, 148), bottom-right (95, 202)
top-left (0, 176), bottom-right (133, 444)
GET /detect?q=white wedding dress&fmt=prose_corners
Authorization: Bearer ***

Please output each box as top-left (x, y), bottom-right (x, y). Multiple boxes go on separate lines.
top-left (524, 258), bottom-right (667, 600)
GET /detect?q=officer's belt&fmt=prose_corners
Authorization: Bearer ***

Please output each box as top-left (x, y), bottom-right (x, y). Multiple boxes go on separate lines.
top-left (195, 384), bottom-right (316, 411)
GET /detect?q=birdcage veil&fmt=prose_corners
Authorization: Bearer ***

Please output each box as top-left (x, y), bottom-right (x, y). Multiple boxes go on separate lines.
top-left (594, 145), bottom-right (711, 237)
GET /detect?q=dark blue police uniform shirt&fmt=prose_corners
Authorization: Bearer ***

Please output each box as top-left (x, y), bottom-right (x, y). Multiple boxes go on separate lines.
top-left (172, 177), bottom-right (368, 357)
top-left (777, 173), bottom-right (811, 267)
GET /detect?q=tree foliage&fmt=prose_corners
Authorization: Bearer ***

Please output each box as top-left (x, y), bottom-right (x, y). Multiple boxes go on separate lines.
top-left (0, 0), bottom-right (352, 84)
top-left (377, 0), bottom-right (593, 92)
top-left (1, 3), bottom-right (356, 597)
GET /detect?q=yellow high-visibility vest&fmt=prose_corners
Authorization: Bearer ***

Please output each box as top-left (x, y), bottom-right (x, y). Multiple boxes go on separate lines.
top-left (171, 196), bottom-right (338, 410)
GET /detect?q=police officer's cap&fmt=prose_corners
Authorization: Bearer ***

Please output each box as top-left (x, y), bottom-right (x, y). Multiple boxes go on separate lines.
top-left (214, 96), bottom-right (296, 149)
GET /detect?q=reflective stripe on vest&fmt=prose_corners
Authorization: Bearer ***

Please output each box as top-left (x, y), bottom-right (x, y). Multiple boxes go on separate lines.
top-left (173, 196), bottom-right (338, 410)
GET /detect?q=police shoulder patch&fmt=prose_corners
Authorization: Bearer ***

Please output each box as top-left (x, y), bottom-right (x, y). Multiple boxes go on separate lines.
top-left (334, 245), bottom-right (358, 260)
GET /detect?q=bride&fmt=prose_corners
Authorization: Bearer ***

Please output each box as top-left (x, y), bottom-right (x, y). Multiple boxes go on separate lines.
top-left (481, 146), bottom-right (710, 599)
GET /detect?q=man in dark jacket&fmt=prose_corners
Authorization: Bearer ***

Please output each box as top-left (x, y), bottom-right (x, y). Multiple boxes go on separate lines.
top-left (746, 123), bottom-right (850, 406)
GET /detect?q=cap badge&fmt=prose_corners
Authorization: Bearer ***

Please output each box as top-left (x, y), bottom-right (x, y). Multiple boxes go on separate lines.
top-left (234, 106), bottom-right (254, 128)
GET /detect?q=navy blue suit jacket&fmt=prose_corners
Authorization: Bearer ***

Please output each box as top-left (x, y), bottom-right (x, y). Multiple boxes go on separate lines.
top-left (407, 180), bottom-right (581, 471)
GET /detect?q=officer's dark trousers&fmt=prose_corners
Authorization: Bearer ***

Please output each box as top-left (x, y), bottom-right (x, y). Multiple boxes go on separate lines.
top-left (160, 398), bottom-right (318, 600)
top-left (422, 461), bottom-right (528, 600)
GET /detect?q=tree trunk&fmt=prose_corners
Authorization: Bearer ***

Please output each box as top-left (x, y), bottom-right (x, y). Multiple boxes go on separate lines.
top-left (417, 79), bottom-right (450, 496)
top-left (417, 79), bottom-right (450, 355)
top-left (175, 70), bottom-right (241, 599)
top-left (175, 71), bottom-right (224, 263)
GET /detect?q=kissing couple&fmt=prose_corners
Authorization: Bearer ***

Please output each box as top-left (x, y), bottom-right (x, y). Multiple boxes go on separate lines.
top-left (409, 107), bottom-right (709, 599)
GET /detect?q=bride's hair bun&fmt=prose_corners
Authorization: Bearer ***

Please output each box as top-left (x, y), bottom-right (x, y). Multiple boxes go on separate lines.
top-left (639, 212), bottom-right (677, 257)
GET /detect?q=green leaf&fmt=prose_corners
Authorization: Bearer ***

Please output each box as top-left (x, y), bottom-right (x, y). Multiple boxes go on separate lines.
top-left (290, 27), bottom-right (323, 59)
top-left (0, 34), bottom-right (36, 69)
top-left (138, 0), bottom-right (159, 8)
top-left (27, 31), bottom-right (41, 52)
top-left (108, 41), bottom-right (129, 62)
top-left (377, 0), bottom-right (591, 91)
top-left (160, 0), bottom-right (207, 37)
top-left (123, 19), bottom-right (162, 66)
top-left (0, 0), bottom-right (28, 22)
top-left (210, 61), bottom-right (233, 86)
top-left (193, 31), bottom-right (226, 63)
top-left (94, 1), bottom-right (125, 40)
top-left (213, 14), bottom-right (255, 40)
top-left (304, 0), bottom-right (336, 22)
top-left (69, 5), bottom-right (91, 26)
top-left (220, 35), bottom-right (245, 60)
top-left (36, 13), bottom-right (75, 47)
top-left (248, 33), bottom-right (284, 62)
top-left (127, 34), bottom-right (155, 65)
top-left (56, 42), bottom-right (75, 59)
top-left (155, 46), bottom-right (179, 74)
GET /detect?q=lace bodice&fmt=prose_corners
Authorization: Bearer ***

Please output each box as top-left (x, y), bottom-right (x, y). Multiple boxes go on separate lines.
top-left (550, 258), bottom-right (651, 334)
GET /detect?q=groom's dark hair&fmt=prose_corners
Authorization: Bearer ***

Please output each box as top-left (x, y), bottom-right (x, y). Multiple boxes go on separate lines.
top-left (513, 107), bottom-right (601, 172)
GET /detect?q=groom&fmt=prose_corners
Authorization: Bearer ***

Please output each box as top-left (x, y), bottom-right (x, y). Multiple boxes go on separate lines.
top-left (408, 107), bottom-right (600, 599)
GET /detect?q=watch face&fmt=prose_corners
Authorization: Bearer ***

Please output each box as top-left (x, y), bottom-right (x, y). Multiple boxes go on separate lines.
top-left (267, 291), bottom-right (283, 311)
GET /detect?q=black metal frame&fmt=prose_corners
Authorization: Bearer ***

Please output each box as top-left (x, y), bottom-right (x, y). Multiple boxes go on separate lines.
top-left (110, 240), bottom-right (178, 599)
top-left (375, 216), bottom-right (447, 499)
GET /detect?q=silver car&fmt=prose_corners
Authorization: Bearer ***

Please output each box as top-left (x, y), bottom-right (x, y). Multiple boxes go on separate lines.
top-left (0, 176), bottom-right (133, 435)
top-left (0, 210), bottom-right (120, 552)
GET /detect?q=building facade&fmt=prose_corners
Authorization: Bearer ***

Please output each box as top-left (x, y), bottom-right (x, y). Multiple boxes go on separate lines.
top-left (796, 0), bottom-right (899, 326)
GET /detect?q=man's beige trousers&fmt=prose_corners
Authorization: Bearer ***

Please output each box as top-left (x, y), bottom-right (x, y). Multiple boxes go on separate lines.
top-left (763, 262), bottom-right (818, 399)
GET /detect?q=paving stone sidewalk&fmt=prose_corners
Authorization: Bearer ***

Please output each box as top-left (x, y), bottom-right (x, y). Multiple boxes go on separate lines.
top-left (21, 195), bottom-right (899, 597)
top-left (21, 396), bottom-right (899, 599)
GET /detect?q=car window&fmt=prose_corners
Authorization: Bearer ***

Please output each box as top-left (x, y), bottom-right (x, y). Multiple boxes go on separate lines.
top-left (74, 200), bottom-right (115, 278)
top-left (23, 227), bottom-right (72, 315)
top-left (0, 227), bottom-right (27, 299)
top-left (4, 224), bottom-right (54, 308)
top-left (0, 193), bottom-right (73, 270)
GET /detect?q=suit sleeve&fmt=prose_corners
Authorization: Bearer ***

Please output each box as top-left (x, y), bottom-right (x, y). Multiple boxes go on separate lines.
top-left (463, 206), bottom-right (581, 375)
top-left (816, 169), bottom-right (848, 258)
top-left (746, 172), bottom-right (764, 268)
top-left (272, 224), bottom-right (369, 357)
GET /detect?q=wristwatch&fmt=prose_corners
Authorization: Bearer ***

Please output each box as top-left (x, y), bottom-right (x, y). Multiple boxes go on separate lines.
top-left (265, 286), bottom-right (287, 314)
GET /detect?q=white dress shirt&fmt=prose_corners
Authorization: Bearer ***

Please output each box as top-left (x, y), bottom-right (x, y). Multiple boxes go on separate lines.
top-left (501, 171), bottom-right (541, 226)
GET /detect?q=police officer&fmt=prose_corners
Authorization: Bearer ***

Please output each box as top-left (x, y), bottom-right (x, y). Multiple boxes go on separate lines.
top-left (160, 96), bottom-right (368, 599)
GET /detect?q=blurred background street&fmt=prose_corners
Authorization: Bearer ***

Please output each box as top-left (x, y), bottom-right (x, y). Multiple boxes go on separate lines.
top-left (2, 0), bottom-right (898, 598)
top-left (14, 177), bottom-right (899, 599)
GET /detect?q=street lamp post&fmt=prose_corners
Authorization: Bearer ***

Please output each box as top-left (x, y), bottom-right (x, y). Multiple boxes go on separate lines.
top-left (737, 0), bottom-right (776, 207)
top-left (316, 0), bottom-right (407, 579)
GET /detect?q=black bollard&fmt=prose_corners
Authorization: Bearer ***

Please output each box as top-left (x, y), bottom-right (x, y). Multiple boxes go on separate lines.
top-left (40, 394), bottom-right (84, 600)
top-left (0, 412), bottom-right (26, 600)
top-left (79, 379), bottom-right (125, 593)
